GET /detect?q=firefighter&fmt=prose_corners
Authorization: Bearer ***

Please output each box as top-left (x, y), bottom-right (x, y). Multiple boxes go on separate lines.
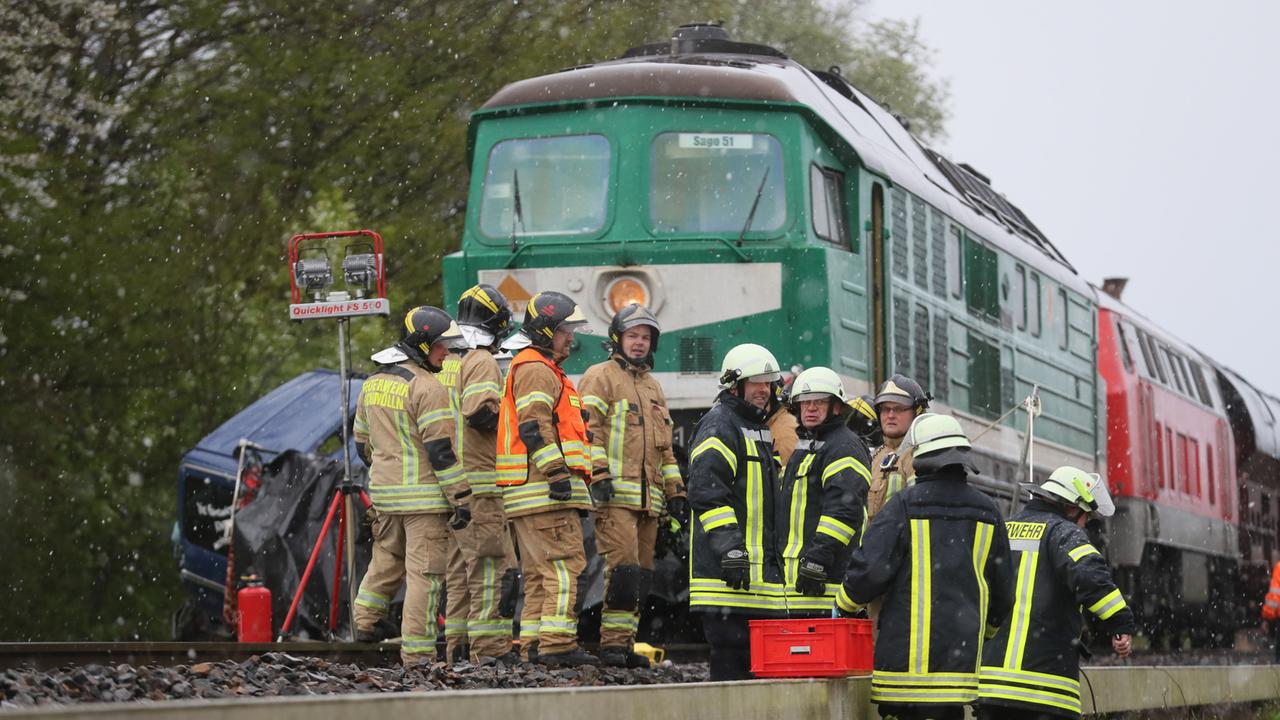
top-left (837, 413), bottom-right (1014, 720)
top-left (578, 304), bottom-right (687, 668)
top-left (352, 306), bottom-right (472, 666)
top-left (688, 342), bottom-right (787, 681)
top-left (496, 291), bottom-right (599, 668)
top-left (440, 284), bottom-right (520, 663)
top-left (781, 367), bottom-right (873, 612)
top-left (1263, 558), bottom-right (1280, 663)
top-left (868, 373), bottom-right (930, 518)
top-left (978, 467), bottom-right (1135, 719)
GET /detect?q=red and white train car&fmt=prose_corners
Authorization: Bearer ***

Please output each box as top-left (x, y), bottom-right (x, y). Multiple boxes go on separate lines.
top-left (1097, 289), bottom-right (1239, 646)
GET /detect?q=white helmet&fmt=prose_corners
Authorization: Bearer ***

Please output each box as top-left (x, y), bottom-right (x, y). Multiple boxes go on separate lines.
top-left (718, 343), bottom-right (783, 390)
top-left (1023, 466), bottom-right (1115, 518)
top-left (788, 367), bottom-right (848, 405)
top-left (903, 413), bottom-right (971, 456)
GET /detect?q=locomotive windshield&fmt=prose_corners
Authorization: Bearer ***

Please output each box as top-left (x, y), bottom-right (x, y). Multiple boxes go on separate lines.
top-left (479, 134), bottom-right (611, 239)
top-left (649, 132), bottom-right (785, 234)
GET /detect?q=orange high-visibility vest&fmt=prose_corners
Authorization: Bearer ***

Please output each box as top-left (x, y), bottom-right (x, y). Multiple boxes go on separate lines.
top-left (1262, 562), bottom-right (1280, 621)
top-left (496, 348), bottom-right (591, 485)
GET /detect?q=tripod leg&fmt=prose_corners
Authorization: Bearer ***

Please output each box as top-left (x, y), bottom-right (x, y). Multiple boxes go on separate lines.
top-left (279, 490), bottom-right (344, 640)
top-left (330, 504), bottom-right (346, 633)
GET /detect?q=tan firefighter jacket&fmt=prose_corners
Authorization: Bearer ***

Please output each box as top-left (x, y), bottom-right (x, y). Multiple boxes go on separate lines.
top-left (769, 405), bottom-right (799, 468)
top-left (868, 434), bottom-right (915, 518)
top-left (353, 360), bottom-right (470, 514)
top-left (578, 355), bottom-right (684, 515)
top-left (440, 348), bottom-right (503, 497)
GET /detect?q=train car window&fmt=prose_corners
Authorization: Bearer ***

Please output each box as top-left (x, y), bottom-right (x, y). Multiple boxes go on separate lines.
top-left (1014, 265), bottom-right (1027, 330)
top-left (650, 132), bottom-right (785, 234)
top-left (1162, 347), bottom-right (1185, 395)
top-left (809, 164), bottom-right (849, 249)
top-left (1113, 317), bottom-right (1134, 372)
top-left (1029, 273), bottom-right (1042, 336)
top-left (947, 227), bottom-right (962, 298)
top-left (1155, 422), bottom-right (1165, 488)
top-left (480, 134), bottom-right (611, 239)
top-left (1132, 325), bottom-right (1157, 379)
top-left (1058, 288), bottom-right (1069, 350)
top-left (1174, 355), bottom-right (1193, 400)
top-left (1141, 332), bottom-right (1168, 385)
top-left (1189, 362), bottom-right (1213, 406)
top-left (964, 236), bottom-right (999, 321)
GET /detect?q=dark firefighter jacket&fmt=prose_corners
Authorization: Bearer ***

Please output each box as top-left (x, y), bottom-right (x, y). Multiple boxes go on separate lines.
top-left (838, 465), bottom-right (1014, 708)
top-left (688, 390), bottom-right (788, 616)
top-left (978, 499), bottom-right (1137, 718)
top-left (779, 414), bottom-right (872, 613)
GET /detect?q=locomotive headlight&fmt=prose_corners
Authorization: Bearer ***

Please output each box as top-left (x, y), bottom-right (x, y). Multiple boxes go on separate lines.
top-left (605, 276), bottom-right (650, 313)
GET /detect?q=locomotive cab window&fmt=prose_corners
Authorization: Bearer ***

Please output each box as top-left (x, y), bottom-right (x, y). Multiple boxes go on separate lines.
top-left (810, 164), bottom-right (849, 248)
top-left (479, 134), bottom-right (612, 239)
top-left (650, 132), bottom-right (785, 234)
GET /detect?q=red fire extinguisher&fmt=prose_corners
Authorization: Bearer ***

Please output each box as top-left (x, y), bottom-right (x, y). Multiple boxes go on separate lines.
top-left (237, 574), bottom-right (273, 643)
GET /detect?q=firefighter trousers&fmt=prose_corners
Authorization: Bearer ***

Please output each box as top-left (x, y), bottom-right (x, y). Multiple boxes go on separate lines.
top-left (444, 495), bottom-right (516, 661)
top-left (593, 505), bottom-right (657, 649)
top-left (510, 508), bottom-right (586, 657)
top-left (353, 512), bottom-right (405, 632)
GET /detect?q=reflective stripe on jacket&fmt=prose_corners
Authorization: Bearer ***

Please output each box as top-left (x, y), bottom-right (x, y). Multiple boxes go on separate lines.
top-left (496, 348), bottom-right (591, 517)
top-left (688, 392), bottom-right (795, 616)
top-left (353, 361), bottom-right (469, 514)
top-left (840, 466), bottom-right (1014, 707)
top-left (779, 416), bottom-right (872, 611)
top-left (978, 499), bottom-right (1137, 717)
top-left (579, 355), bottom-right (683, 515)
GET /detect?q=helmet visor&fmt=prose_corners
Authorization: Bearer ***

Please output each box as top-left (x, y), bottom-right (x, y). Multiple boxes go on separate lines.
top-left (743, 371), bottom-right (782, 384)
top-left (1089, 474), bottom-right (1116, 518)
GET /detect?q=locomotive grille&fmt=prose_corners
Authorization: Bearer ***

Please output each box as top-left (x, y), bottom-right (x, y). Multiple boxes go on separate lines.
top-left (679, 336), bottom-right (715, 373)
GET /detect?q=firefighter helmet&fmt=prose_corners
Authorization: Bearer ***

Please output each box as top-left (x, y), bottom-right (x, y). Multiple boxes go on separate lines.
top-left (788, 367), bottom-right (848, 404)
top-left (874, 374), bottom-right (930, 414)
top-left (396, 306), bottom-right (463, 368)
top-left (608, 303), bottom-right (661, 359)
top-left (1022, 466), bottom-right (1116, 518)
top-left (456, 284), bottom-right (512, 341)
top-left (718, 343), bottom-right (783, 389)
top-left (903, 413), bottom-right (971, 456)
top-left (520, 291), bottom-right (591, 348)
top-left (847, 393), bottom-right (882, 445)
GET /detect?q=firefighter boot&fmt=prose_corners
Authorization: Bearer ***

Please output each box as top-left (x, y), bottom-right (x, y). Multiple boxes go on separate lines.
top-left (598, 645), bottom-right (651, 668)
top-left (538, 647), bottom-right (600, 668)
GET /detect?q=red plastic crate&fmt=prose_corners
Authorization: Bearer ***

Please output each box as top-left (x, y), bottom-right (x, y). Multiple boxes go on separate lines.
top-left (748, 618), bottom-right (874, 678)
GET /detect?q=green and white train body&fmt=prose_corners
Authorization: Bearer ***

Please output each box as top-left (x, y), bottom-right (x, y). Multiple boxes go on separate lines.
top-left (442, 35), bottom-right (1102, 492)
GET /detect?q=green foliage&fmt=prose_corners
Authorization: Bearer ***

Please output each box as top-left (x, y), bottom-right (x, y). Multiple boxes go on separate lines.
top-left (0, 0), bottom-right (947, 640)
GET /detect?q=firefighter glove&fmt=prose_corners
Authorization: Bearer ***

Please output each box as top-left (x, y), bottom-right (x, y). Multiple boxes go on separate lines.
top-left (721, 547), bottom-right (751, 590)
top-left (795, 557), bottom-right (829, 597)
top-left (547, 474), bottom-right (574, 501)
top-left (449, 504), bottom-right (472, 530)
top-left (665, 496), bottom-right (690, 527)
top-left (590, 476), bottom-right (615, 504)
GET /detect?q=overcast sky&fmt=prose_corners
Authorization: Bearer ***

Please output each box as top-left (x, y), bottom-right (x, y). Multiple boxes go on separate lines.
top-left (865, 0), bottom-right (1280, 395)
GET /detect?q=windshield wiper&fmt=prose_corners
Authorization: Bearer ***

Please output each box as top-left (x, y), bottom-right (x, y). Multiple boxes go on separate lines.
top-left (736, 166), bottom-right (771, 247)
top-left (510, 169), bottom-right (525, 253)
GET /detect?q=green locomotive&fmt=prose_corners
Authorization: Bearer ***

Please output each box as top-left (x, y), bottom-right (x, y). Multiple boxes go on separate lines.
top-left (442, 24), bottom-right (1102, 492)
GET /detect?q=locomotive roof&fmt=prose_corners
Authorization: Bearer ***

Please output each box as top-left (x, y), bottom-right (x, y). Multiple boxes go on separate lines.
top-left (478, 44), bottom-right (1087, 294)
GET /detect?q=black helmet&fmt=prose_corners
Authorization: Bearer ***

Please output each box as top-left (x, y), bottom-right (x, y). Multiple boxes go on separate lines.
top-left (608, 304), bottom-right (660, 364)
top-left (457, 284), bottom-right (512, 342)
top-left (847, 393), bottom-right (883, 446)
top-left (521, 291), bottom-right (590, 348)
top-left (396, 306), bottom-right (463, 370)
top-left (873, 373), bottom-right (930, 414)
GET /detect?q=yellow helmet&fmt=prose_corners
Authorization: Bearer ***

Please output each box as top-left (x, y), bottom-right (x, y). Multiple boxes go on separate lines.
top-left (903, 413), bottom-right (971, 456)
top-left (1023, 466), bottom-right (1116, 518)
